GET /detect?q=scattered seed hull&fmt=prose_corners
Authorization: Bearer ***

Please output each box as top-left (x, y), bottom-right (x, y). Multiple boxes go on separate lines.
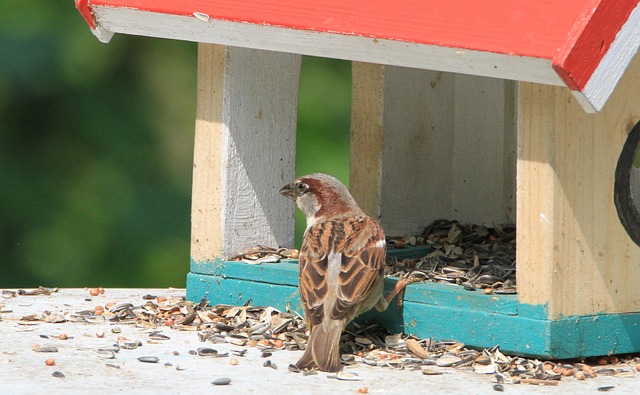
top-left (232, 245), bottom-right (299, 264)
top-left (4, 287), bottom-right (639, 387)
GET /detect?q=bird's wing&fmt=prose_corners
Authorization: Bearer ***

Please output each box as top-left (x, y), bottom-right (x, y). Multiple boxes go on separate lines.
top-left (333, 216), bottom-right (386, 319)
top-left (298, 222), bottom-right (331, 327)
top-left (298, 216), bottom-right (385, 326)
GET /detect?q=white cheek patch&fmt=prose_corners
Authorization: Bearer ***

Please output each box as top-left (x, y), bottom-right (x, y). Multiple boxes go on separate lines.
top-left (297, 195), bottom-right (322, 230)
top-left (374, 239), bottom-right (386, 248)
top-left (304, 202), bottom-right (322, 230)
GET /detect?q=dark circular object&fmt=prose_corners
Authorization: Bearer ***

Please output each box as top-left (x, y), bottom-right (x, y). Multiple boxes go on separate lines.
top-left (614, 120), bottom-right (640, 246)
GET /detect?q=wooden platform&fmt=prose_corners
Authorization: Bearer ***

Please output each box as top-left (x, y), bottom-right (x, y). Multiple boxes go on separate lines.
top-left (187, 258), bottom-right (640, 360)
top-left (4, 288), bottom-right (639, 394)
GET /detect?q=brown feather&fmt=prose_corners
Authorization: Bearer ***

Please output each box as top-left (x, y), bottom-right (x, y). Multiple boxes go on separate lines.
top-left (297, 320), bottom-right (342, 372)
top-left (281, 173), bottom-right (387, 372)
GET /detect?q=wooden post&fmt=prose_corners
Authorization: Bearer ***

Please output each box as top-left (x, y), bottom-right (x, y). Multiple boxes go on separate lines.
top-left (350, 63), bottom-right (384, 218)
top-left (191, 44), bottom-right (301, 262)
top-left (516, 53), bottom-right (640, 319)
top-left (351, 63), bottom-right (516, 237)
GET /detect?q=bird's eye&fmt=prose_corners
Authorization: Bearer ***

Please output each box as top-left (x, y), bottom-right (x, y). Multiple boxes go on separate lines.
top-left (295, 182), bottom-right (308, 194)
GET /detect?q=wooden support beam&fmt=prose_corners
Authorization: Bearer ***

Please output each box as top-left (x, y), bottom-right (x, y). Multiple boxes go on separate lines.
top-left (351, 63), bottom-right (516, 237)
top-left (191, 44), bottom-right (301, 261)
top-left (516, 53), bottom-right (640, 319)
top-left (350, 62), bottom-right (384, 219)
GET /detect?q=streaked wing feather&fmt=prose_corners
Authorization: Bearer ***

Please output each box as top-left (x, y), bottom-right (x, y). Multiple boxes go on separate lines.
top-left (333, 217), bottom-right (385, 320)
top-left (299, 216), bottom-right (385, 324)
top-left (298, 225), bottom-right (331, 327)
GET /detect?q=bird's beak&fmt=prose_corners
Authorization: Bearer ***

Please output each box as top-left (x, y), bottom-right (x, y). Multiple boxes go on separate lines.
top-left (279, 183), bottom-right (297, 200)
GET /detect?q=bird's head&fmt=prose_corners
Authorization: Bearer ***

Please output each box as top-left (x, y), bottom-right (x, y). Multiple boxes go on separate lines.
top-left (280, 173), bottom-right (363, 226)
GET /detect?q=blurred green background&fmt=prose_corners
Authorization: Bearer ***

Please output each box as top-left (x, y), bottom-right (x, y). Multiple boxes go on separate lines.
top-left (0, 2), bottom-right (351, 288)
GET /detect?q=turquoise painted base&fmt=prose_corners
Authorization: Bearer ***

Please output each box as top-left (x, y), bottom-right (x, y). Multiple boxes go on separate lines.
top-left (187, 249), bottom-right (640, 359)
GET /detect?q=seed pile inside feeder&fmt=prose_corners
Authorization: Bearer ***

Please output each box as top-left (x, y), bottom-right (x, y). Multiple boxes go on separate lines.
top-left (386, 219), bottom-right (517, 293)
top-left (234, 219), bottom-right (517, 293)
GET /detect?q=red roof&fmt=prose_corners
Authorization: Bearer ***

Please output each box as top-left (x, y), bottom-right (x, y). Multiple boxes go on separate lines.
top-left (76, 0), bottom-right (640, 112)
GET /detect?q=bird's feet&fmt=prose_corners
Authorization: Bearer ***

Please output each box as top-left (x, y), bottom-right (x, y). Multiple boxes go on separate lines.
top-left (385, 272), bottom-right (426, 308)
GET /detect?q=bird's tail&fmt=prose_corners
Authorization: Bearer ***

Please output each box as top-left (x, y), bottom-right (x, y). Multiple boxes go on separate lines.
top-left (296, 321), bottom-right (342, 372)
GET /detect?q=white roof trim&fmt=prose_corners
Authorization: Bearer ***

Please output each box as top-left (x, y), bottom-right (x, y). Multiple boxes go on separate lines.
top-left (93, 6), bottom-right (565, 87)
top-left (572, 2), bottom-right (640, 113)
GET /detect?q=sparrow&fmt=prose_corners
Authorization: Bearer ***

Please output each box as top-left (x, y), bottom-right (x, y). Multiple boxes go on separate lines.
top-left (280, 173), bottom-right (414, 372)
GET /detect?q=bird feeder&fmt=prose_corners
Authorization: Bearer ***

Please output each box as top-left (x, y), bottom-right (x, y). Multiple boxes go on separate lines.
top-left (76, 0), bottom-right (640, 359)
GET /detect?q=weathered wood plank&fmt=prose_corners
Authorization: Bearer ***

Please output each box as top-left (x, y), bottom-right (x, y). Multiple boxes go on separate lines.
top-left (517, 52), bottom-right (640, 318)
top-left (350, 62), bottom-right (384, 219)
top-left (350, 65), bottom-right (516, 237)
top-left (191, 44), bottom-right (301, 261)
top-left (451, 74), bottom-right (517, 224)
top-left (192, 43), bottom-right (225, 261)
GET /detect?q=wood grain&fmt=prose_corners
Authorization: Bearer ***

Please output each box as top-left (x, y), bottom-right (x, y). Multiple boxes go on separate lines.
top-left (350, 65), bottom-right (516, 237)
top-left (191, 43), bottom-right (226, 261)
top-left (517, 52), bottom-right (640, 318)
top-left (191, 44), bottom-right (301, 261)
top-left (350, 62), bottom-right (384, 219)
